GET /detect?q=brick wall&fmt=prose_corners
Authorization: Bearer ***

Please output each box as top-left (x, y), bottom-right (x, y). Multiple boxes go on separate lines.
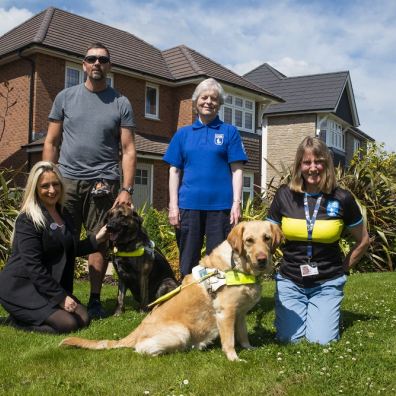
top-left (34, 54), bottom-right (65, 136)
top-left (0, 59), bottom-right (32, 184)
top-left (266, 114), bottom-right (316, 184)
top-left (116, 75), bottom-right (173, 140)
top-left (173, 84), bottom-right (195, 130)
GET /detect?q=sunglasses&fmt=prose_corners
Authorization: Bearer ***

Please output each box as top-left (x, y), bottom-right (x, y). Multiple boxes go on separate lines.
top-left (84, 55), bottom-right (110, 64)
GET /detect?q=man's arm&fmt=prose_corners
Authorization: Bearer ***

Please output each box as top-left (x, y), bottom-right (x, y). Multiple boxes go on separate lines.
top-left (113, 126), bottom-right (136, 207)
top-left (43, 121), bottom-right (63, 162)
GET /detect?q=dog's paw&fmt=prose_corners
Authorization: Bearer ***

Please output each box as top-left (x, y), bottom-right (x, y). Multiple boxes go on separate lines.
top-left (241, 344), bottom-right (255, 350)
top-left (113, 307), bottom-right (124, 316)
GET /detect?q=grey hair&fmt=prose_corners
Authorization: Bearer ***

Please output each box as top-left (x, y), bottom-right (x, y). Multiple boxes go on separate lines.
top-left (192, 78), bottom-right (226, 106)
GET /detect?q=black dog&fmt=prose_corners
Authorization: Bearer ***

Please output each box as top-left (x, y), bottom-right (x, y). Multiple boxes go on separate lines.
top-left (105, 204), bottom-right (178, 314)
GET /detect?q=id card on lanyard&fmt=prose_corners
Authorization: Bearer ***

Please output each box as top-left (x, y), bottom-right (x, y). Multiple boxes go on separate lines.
top-left (300, 193), bottom-right (322, 277)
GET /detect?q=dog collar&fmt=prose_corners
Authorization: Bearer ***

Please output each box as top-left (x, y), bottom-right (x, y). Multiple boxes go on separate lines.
top-left (113, 246), bottom-right (145, 257)
top-left (113, 240), bottom-right (155, 258)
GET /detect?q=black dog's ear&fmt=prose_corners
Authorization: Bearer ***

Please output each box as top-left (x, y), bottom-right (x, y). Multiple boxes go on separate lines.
top-left (133, 211), bottom-right (143, 226)
top-left (102, 209), bottom-right (111, 225)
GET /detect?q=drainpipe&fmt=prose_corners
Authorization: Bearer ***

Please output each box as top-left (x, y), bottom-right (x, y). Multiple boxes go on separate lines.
top-left (17, 49), bottom-right (35, 171)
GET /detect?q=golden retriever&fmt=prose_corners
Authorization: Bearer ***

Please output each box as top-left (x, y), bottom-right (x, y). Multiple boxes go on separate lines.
top-left (60, 221), bottom-right (283, 361)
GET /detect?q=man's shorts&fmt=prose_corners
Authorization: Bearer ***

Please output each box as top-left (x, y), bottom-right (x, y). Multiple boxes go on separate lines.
top-left (62, 178), bottom-right (119, 235)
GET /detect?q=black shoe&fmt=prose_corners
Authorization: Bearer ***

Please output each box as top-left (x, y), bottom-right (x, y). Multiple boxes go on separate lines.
top-left (87, 300), bottom-right (106, 319)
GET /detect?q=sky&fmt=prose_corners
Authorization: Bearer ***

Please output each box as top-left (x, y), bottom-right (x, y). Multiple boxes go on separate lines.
top-left (1, 0), bottom-right (395, 152)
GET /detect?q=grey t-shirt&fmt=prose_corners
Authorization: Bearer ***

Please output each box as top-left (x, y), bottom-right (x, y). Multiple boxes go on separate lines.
top-left (49, 83), bottom-right (135, 180)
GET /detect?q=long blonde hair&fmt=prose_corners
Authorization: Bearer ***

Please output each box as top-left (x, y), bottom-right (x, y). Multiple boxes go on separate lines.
top-left (289, 136), bottom-right (336, 194)
top-left (20, 161), bottom-right (65, 229)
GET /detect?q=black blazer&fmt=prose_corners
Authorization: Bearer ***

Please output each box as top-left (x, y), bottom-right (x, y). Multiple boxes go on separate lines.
top-left (0, 206), bottom-right (98, 310)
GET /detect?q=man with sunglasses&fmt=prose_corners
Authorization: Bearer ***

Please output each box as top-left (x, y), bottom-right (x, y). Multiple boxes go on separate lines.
top-left (43, 43), bottom-right (136, 319)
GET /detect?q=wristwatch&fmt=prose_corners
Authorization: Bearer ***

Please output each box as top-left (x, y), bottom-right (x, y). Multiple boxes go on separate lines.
top-left (121, 186), bottom-right (134, 195)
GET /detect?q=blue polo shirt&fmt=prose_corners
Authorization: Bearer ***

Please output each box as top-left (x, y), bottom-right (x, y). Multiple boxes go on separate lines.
top-left (163, 116), bottom-right (248, 210)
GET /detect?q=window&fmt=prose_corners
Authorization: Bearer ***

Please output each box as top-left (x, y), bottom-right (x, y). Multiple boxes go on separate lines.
top-left (133, 164), bottom-right (153, 209)
top-left (242, 173), bottom-right (254, 205)
top-left (220, 94), bottom-right (255, 133)
top-left (353, 138), bottom-right (361, 153)
top-left (65, 63), bottom-right (113, 88)
top-left (135, 168), bottom-right (148, 185)
top-left (65, 66), bottom-right (83, 88)
top-left (145, 84), bottom-right (159, 119)
top-left (321, 119), bottom-right (345, 151)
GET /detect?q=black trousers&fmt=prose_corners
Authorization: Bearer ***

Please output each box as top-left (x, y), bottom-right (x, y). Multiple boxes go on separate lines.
top-left (176, 209), bottom-right (231, 276)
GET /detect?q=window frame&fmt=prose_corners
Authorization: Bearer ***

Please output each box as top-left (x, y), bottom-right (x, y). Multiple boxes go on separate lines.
top-left (145, 83), bottom-right (159, 119)
top-left (321, 118), bottom-right (345, 152)
top-left (64, 62), bottom-right (113, 88)
top-left (220, 93), bottom-right (255, 133)
top-left (353, 137), bottom-right (361, 153)
top-left (65, 64), bottom-right (84, 88)
top-left (242, 172), bottom-right (254, 205)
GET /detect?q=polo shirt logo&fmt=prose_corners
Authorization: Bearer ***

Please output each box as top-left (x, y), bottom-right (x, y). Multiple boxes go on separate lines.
top-left (214, 134), bottom-right (224, 145)
top-left (326, 200), bottom-right (340, 217)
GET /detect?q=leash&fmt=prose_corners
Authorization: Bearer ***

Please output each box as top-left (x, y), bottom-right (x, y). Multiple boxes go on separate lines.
top-left (147, 270), bottom-right (219, 309)
top-left (147, 267), bottom-right (257, 309)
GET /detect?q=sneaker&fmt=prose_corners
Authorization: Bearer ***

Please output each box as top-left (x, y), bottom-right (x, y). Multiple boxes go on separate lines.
top-left (87, 300), bottom-right (107, 319)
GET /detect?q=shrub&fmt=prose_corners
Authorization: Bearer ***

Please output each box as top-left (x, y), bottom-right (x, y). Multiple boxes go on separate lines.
top-left (337, 144), bottom-right (396, 271)
top-left (0, 168), bottom-right (22, 269)
top-left (138, 205), bottom-right (180, 278)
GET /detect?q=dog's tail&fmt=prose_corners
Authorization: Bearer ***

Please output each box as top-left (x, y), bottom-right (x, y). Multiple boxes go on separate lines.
top-left (60, 332), bottom-right (137, 350)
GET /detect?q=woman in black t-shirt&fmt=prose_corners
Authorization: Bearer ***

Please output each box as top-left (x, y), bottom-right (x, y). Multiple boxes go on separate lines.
top-left (267, 137), bottom-right (369, 344)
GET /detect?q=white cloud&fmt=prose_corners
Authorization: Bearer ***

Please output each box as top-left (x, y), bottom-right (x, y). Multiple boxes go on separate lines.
top-left (0, 7), bottom-right (33, 36)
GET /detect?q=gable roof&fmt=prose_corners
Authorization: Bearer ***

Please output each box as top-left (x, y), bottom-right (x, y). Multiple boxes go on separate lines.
top-left (0, 7), bottom-right (173, 80)
top-left (0, 7), bottom-right (282, 102)
top-left (244, 63), bottom-right (359, 126)
top-left (162, 45), bottom-right (282, 101)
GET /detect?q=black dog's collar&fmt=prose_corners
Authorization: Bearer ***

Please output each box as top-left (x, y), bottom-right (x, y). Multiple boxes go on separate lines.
top-left (113, 240), bottom-right (155, 259)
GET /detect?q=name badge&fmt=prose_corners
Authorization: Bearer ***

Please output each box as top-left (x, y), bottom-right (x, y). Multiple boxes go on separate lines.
top-left (300, 264), bottom-right (319, 277)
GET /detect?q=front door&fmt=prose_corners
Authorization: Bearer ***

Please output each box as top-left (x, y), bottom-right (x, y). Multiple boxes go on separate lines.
top-left (133, 163), bottom-right (152, 209)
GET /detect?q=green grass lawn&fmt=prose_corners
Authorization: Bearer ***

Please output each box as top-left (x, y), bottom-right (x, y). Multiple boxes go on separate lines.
top-left (0, 272), bottom-right (395, 396)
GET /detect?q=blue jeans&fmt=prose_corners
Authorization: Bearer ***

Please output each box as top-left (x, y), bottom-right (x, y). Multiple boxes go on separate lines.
top-left (275, 273), bottom-right (347, 344)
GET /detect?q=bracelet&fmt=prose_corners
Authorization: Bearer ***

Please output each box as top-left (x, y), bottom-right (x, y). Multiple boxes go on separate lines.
top-left (233, 199), bottom-right (241, 204)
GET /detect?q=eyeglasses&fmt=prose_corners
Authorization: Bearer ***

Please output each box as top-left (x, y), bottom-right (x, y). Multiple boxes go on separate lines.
top-left (84, 55), bottom-right (110, 64)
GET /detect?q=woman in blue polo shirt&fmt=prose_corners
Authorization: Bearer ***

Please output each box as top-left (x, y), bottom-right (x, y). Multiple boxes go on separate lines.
top-left (163, 78), bottom-right (248, 276)
top-left (267, 136), bottom-right (369, 344)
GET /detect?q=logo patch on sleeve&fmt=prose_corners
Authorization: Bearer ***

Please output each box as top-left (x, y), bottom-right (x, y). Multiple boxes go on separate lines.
top-left (214, 133), bottom-right (224, 145)
top-left (326, 200), bottom-right (340, 217)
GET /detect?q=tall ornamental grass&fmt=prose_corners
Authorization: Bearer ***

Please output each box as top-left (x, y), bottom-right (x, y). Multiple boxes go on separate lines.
top-left (337, 144), bottom-right (396, 271)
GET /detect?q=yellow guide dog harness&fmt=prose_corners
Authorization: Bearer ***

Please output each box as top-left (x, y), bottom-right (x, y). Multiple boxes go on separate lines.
top-left (147, 264), bottom-right (257, 308)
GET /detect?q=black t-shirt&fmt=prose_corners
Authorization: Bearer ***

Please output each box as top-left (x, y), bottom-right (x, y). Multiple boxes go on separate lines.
top-left (267, 185), bottom-right (362, 287)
